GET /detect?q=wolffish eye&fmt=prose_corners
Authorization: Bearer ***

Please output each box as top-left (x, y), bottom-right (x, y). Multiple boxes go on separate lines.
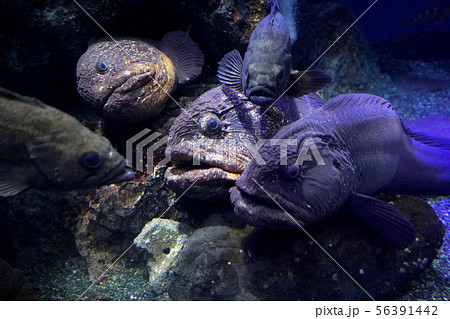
top-left (81, 152), bottom-right (102, 170)
top-left (201, 113), bottom-right (222, 134)
top-left (96, 62), bottom-right (108, 74)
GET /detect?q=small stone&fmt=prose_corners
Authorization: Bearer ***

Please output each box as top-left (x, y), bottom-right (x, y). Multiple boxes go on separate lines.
top-left (134, 218), bottom-right (194, 294)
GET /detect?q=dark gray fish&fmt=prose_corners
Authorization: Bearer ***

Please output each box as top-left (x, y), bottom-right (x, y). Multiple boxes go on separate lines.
top-left (231, 94), bottom-right (450, 249)
top-left (77, 31), bottom-right (204, 124)
top-left (217, 0), bottom-right (331, 106)
top-left (0, 87), bottom-right (134, 197)
top-left (164, 85), bottom-right (323, 200)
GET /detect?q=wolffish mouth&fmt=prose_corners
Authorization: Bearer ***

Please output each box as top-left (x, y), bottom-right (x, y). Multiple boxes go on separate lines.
top-left (164, 166), bottom-right (240, 200)
top-left (230, 185), bottom-right (308, 228)
top-left (247, 85), bottom-right (278, 106)
top-left (164, 153), bottom-right (242, 200)
top-left (165, 165), bottom-right (240, 184)
top-left (106, 71), bottom-right (155, 103)
top-left (102, 63), bottom-right (156, 105)
top-left (234, 185), bottom-right (280, 210)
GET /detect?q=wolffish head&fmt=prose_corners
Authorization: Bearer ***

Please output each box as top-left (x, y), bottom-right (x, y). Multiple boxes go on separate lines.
top-left (28, 117), bottom-right (134, 191)
top-left (76, 39), bottom-right (176, 124)
top-left (164, 86), bottom-right (263, 200)
top-left (230, 121), bottom-right (355, 228)
top-left (242, 10), bottom-right (292, 106)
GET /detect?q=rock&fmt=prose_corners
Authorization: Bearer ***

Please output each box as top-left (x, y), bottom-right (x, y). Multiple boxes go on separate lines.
top-left (134, 218), bottom-right (194, 294)
top-left (74, 169), bottom-right (211, 281)
top-left (168, 195), bottom-right (445, 300)
top-left (0, 190), bottom-right (85, 266)
top-left (0, 259), bottom-right (35, 300)
top-left (75, 173), bottom-right (172, 281)
top-left (161, 0), bottom-right (266, 63)
top-left (168, 225), bottom-right (257, 300)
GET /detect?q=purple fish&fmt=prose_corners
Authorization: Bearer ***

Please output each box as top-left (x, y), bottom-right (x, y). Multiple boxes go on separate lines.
top-left (231, 93), bottom-right (450, 249)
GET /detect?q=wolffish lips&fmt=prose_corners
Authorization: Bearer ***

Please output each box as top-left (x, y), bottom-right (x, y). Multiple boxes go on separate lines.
top-left (108, 70), bottom-right (155, 99)
top-left (247, 85), bottom-right (278, 106)
top-left (165, 166), bottom-right (240, 200)
top-left (229, 186), bottom-right (303, 228)
top-left (164, 150), bottom-right (244, 200)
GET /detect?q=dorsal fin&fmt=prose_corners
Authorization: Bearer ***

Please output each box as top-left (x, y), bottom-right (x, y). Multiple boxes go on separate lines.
top-left (221, 85), bottom-right (244, 108)
top-left (221, 85), bottom-right (266, 138)
top-left (0, 87), bottom-right (48, 108)
top-left (323, 93), bottom-right (394, 112)
top-left (325, 94), bottom-right (450, 150)
top-left (403, 120), bottom-right (450, 150)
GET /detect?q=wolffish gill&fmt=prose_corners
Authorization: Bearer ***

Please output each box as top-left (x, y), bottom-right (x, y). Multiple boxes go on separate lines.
top-left (231, 94), bottom-right (450, 249)
top-left (76, 31), bottom-right (204, 124)
top-left (0, 87), bottom-right (134, 197)
top-left (164, 85), bottom-right (324, 200)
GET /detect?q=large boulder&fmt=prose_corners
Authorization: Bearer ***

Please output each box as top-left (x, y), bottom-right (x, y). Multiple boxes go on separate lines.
top-left (167, 196), bottom-right (444, 300)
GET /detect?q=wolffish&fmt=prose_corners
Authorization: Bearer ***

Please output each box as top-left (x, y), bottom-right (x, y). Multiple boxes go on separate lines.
top-left (164, 86), bottom-right (262, 200)
top-left (0, 87), bottom-right (134, 197)
top-left (231, 94), bottom-right (450, 249)
top-left (76, 31), bottom-right (204, 124)
top-left (164, 85), bottom-right (324, 200)
top-left (217, 0), bottom-right (331, 106)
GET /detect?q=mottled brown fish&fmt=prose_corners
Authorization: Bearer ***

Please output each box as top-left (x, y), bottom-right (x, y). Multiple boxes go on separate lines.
top-left (76, 31), bottom-right (204, 124)
top-left (164, 85), bottom-right (323, 200)
top-left (164, 86), bottom-right (262, 200)
top-left (0, 87), bottom-right (134, 197)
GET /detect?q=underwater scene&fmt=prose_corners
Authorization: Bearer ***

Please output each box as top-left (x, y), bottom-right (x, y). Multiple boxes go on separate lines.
top-left (0, 0), bottom-right (449, 301)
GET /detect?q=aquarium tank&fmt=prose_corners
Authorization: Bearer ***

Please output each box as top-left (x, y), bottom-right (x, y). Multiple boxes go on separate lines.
top-left (0, 0), bottom-right (449, 301)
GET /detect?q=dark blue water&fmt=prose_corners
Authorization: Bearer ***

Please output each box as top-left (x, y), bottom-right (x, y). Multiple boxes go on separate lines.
top-left (340, 0), bottom-right (450, 41)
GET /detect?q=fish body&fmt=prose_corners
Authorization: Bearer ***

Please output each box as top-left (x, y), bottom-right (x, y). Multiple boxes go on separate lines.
top-left (231, 94), bottom-right (450, 249)
top-left (0, 87), bottom-right (134, 197)
top-left (217, 0), bottom-right (331, 106)
top-left (164, 85), bottom-right (323, 200)
top-left (76, 31), bottom-right (204, 124)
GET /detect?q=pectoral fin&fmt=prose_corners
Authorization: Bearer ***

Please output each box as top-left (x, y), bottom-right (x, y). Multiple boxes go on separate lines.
top-left (160, 31), bottom-right (204, 84)
top-left (217, 49), bottom-right (244, 92)
top-left (345, 192), bottom-right (417, 250)
top-left (287, 70), bottom-right (332, 97)
top-left (0, 162), bottom-right (30, 197)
